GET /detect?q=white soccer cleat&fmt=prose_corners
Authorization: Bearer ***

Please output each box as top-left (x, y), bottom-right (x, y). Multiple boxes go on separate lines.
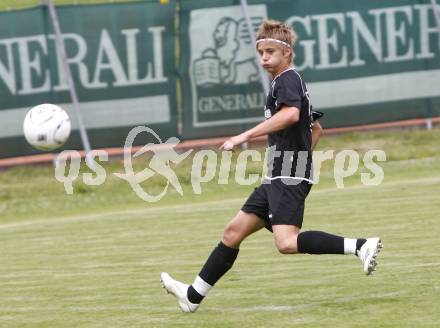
top-left (160, 272), bottom-right (199, 313)
top-left (358, 237), bottom-right (383, 275)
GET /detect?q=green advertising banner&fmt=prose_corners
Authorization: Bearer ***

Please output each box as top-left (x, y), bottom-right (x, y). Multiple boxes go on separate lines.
top-left (1, 0), bottom-right (440, 158)
top-left (0, 1), bottom-right (177, 158)
top-left (179, 0), bottom-right (440, 139)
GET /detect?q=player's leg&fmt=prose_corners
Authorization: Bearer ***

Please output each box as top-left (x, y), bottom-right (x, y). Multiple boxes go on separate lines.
top-left (268, 180), bottom-right (382, 274)
top-left (273, 225), bottom-right (382, 274)
top-left (161, 210), bottom-right (266, 312)
top-left (161, 185), bottom-right (269, 312)
top-left (221, 210), bottom-right (267, 248)
top-left (272, 224), bottom-right (300, 254)
top-left (272, 224), bottom-right (363, 255)
top-left (186, 211), bottom-right (266, 301)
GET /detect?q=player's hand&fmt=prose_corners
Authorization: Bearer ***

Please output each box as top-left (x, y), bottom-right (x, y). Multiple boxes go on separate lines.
top-left (220, 134), bottom-right (248, 151)
top-left (220, 139), bottom-right (235, 151)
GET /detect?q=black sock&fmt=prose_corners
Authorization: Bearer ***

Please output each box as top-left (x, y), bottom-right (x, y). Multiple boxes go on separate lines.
top-left (356, 238), bottom-right (367, 255)
top-left (187, 241), bottom-right (239, 304)
top-left (199, 241), bottom-right (239, 285)
top-left (297, 231), bottom-right (344, 254)
top-left (187, 285), bottom-right (204, 304)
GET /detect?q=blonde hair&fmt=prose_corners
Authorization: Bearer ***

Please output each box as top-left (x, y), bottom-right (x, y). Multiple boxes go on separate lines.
top-left (256, 19), bottom-right (298, 63)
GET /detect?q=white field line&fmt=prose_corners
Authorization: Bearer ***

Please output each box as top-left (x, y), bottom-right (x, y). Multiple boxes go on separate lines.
top-left (1, 176), bottom-right (439, 231)
top-left (1, 262), bottom-right (438, 289)
top-left (191, 292), bottom-right (403, 314)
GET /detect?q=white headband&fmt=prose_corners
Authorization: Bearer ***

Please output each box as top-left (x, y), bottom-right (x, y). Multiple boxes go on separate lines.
top-left (256, 38), bottom-right (290, 48)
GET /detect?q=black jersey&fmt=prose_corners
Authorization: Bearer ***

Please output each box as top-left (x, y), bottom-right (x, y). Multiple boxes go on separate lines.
top-left (264, 68), bottom-right (313, 181)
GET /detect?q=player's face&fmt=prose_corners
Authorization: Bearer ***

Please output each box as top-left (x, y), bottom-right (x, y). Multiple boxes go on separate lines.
top-left (257, 42), bottom-right (291, 76)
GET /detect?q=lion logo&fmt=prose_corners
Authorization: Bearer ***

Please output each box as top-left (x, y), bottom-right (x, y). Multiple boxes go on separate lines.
top-left (194, 16), bottom-right (263, 86)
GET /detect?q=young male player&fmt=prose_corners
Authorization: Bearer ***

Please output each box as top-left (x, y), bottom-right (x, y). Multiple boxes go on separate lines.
top-left (161, 20), bottom-right (382, 313)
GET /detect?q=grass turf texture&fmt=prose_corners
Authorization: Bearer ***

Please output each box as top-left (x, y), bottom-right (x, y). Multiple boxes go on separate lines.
top-left (1, 127), bottom-right (440, 327)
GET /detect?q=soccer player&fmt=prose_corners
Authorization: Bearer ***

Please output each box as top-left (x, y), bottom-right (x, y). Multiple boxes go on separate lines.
top-left (161, 20), bottom-right (382, 313)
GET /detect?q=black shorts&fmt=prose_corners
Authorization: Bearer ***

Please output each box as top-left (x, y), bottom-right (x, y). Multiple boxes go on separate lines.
top-left (241, 179), bottom-right (312, 231)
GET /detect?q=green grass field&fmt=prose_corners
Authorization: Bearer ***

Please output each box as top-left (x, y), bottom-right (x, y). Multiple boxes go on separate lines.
top-left (1, 128), bottom-right (440, 327)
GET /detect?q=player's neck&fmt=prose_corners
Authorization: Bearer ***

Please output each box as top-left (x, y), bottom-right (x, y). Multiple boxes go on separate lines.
top-left (271, 63), bottom-right (292, 79)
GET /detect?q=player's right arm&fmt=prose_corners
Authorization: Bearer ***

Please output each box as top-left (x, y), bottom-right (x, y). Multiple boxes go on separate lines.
top-left (220, 106), bottom-right (299, 150)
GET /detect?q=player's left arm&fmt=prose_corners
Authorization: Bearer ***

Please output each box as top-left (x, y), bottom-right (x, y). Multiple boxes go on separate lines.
top-left (311, 121), bottom-right (323, 150)
top-left (310, 110), bottom-right (324, 150)
top-left (220, 106), bottom-right (299, 150)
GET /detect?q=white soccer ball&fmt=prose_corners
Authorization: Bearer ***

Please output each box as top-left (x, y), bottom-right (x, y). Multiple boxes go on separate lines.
top-left (23, 104), bottom-right (71, 151)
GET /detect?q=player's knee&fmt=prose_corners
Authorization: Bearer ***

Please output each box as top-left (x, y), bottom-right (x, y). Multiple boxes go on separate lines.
top-left (222, 223), bottom-right (243, 248)
top-left (275, 238), bottom-right (298, 254)
top-left (276, 241), bottom-right (291, 254)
